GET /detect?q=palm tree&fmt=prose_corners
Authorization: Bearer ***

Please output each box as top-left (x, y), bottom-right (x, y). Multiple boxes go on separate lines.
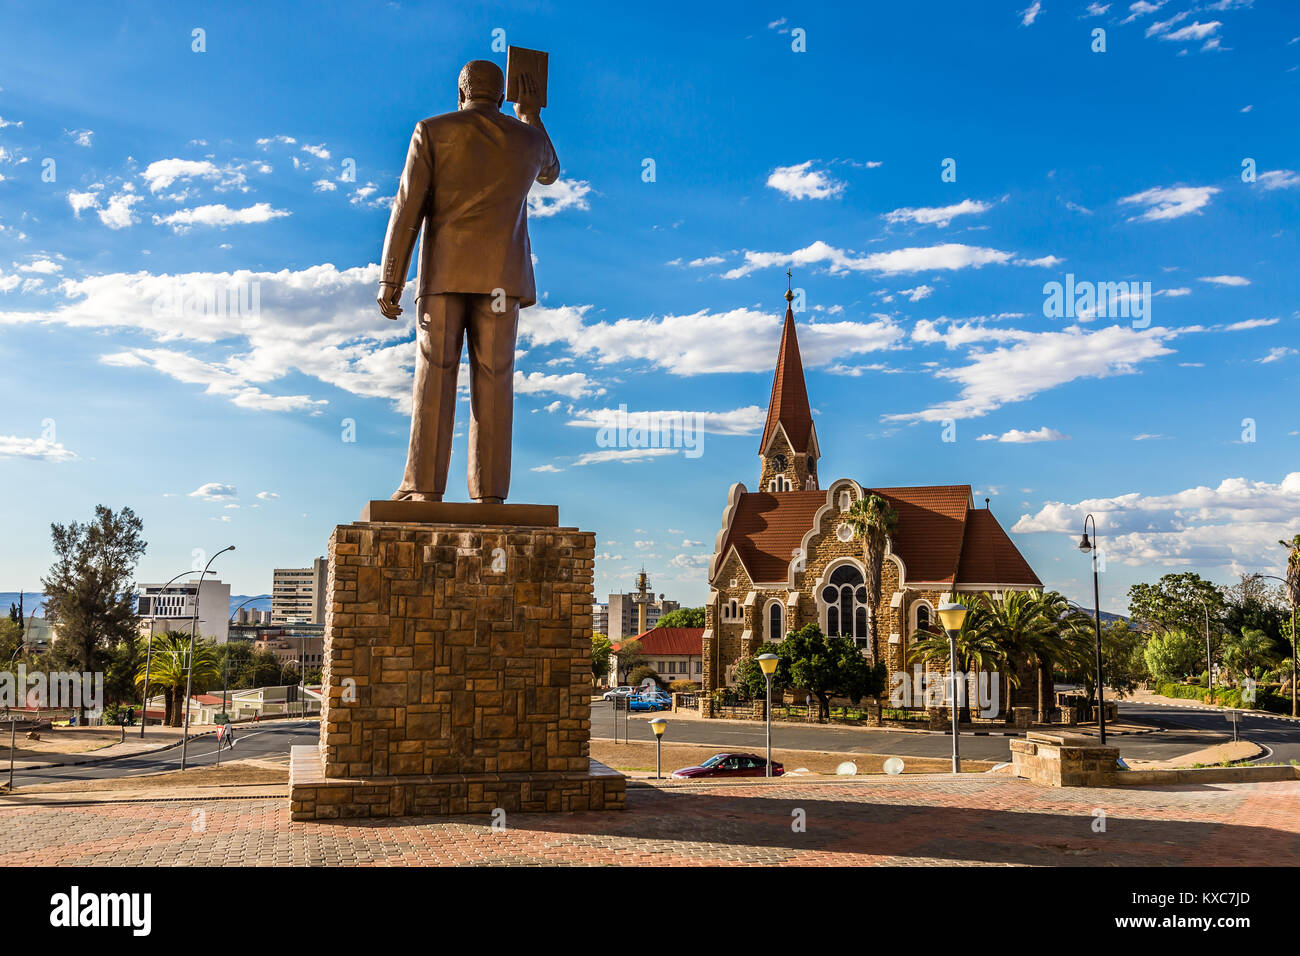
top-left (1224, 628), bottom-right (1278, 683)
top-left (844, 494), bottom-right (898, 649)
top-left (907, 597), bottom-right (1008, 722)
top-left (135, 631), bottom-right (221, 727)
top-left (976, 590), bottom-right (1090, 723)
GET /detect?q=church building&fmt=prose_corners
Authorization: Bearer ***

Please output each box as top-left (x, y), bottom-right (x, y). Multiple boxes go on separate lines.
top-left (701, 284), bottom-right (1044, 695)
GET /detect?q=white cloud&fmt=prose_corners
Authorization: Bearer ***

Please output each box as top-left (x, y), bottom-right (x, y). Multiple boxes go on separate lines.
top-left (66, 129), bottom-right (94, 147)
top-left (1257, 169), bottom-right (1300, 190)
top-left (688, 256), bottom-right (725, 267)
top-left (301, 144), bottom-right (330, 160)
top-left (256, 135), bottom-right (297, 148)
top-left (722, 240), bottom-right (1025, 279)
top-left (102, 348), bottom-right (329, 412)
top-left (572, 448), bottom-right (678, 466)
top-left (1020, 2), bottom-right (1043, 26)
top-left (140, 158), bottom-right (246, 194)
top-left (67, 190), bottom-right (100, 217)
top-left (1084, 3), bottom-right (1111, 15)
top-left (256, 491), bottom-right (279, 499)
top-left (891, 323), bottom-right (1179, 421)
top-left (566, 405), bottom-right (766, 435)
top-left (1120, 1), bottom-right (1166, 25)
top-left (0, 116), bottom-right (22, 129)
top-left (0, 435), bottom-right (77, 462)
top-left (99, 192), bottom-right (143, 229)
top-left (1258, 347), bottom-right (1296, 364)
top-left (975, 427), bottom-right (1071, 443)
top-left (527, 178), bottom-right (591, 218)
top-left (765, 161), bottom-right (845, 200)
top-left (313, 179), bottom-right (338, 192)
top-left (1012, 472), bottom-right (1300, 572)
top-left (1198, 274), bottom-right (1250, 286)
top-left (19, 259), bottom-right (61, 275)
top-left (1120, 185), bottom-right (1219, 222)
top-left (899, 284), bottom-right (933, 302)
top-left (1223, 318), bottom-right (1276, 331)
top-left (152, 202), bottom-right (290, 231)
top-left (1160, 20), bottom-right (1222, 42)
top-left (188, 482), bottom-right (237, 501)
top-left (884, 199), bottom-right (992, 228)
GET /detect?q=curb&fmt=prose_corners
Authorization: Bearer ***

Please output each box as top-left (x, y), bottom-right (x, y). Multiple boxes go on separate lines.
top-left (1134, 698), bottom-right (1300, 724)
top-left (10, 730), bottom-right (216, 772)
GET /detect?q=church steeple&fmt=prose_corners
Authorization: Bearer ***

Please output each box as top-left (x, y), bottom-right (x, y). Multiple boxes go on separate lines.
top-left (759, 273), bottom-right (819, 492)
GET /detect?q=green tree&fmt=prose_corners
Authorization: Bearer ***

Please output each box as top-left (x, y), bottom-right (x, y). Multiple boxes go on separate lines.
top-left (1223, 627), bottom-right (1278, 682)
top-left (1143, 629), bottom-right (1205, 683)
top-left (1127, 572), bottom-right (1225, 637)
top-left (626, 664), bottom-right (662, 689)
top-left (655, 607), bottom-right (705, 628)
top-left (1094, 619), bottom-right (1150, 698)
top-left (734, 641), bottom-right (791, 700)
top-left (1223, 573), bottom-right (1288, 651)
top-left (41, 505), bottom-right (147, 719)
top-left (779, 623), bottom-right (884, 721)
top-left (590, 633), bottom-right (612, 684)
top-left (974, 590), bottom-right (1089, 722)
top-left (613, 638), bottom-right (644, 683)
top-left (843, 494), bottom-right (898, 645)
top-left (135, 631), bottom-right (221, 727)
top-left (0, 616), bottom-right (22, 668)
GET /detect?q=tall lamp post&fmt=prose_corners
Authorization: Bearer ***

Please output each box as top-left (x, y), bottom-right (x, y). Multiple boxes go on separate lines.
top-left (936, 601), bottom-right (968, 774)
top-left (756, 653), bottom-right (779, 778)
top-left (649, 717), bottom-right (667, 779)
top-left (1078, 515), bottom-right (1107, 745)
top-left (1202, 601), bottom-right (1214, 698)
top-left (140, 568), bottom-right (197, 739)
top-left (181, 545), bottom-right (235, 770)
top-left (1257, 574), bottom-right (1297, 718)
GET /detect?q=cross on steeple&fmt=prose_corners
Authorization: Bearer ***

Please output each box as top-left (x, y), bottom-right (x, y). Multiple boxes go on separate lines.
top-left (785, 269), bottom-right (793, 302)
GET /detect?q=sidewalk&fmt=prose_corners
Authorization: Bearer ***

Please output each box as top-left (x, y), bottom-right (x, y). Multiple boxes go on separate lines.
top-left (1, 773), bottom-right (1296, 865)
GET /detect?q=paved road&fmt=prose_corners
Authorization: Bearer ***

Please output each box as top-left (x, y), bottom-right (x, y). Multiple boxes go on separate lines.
top-left (1117, 702), bottom-right (1300, 763)
top-left (11, 720), bottom-right (318, 788)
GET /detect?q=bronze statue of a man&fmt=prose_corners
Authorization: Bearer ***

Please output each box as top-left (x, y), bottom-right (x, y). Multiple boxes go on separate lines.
top-left (377, 59), bottom-right (559, 503)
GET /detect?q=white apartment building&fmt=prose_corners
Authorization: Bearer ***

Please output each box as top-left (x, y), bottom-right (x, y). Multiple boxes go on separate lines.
top-left (137, 577), bottom-right (232, 643)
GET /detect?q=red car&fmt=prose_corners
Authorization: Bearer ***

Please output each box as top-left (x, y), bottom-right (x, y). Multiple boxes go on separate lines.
top-left (671, 752), bottom-right (783, 778)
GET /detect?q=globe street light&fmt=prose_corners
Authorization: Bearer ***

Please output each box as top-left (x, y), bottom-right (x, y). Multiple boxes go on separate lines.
top-left (936, 601), bottom-right (968, 774)
top-left (756, 653), bottom-right (779, 778)
top-left (181, 545), bottom-right (235, 770)
top-left (648, 717), bottom-right (667, 779)
top-left (1078, 515), bottom-right (1107, 745)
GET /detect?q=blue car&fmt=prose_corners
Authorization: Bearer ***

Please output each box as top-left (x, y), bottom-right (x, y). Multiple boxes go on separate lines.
top-left (628, 692), bottom-right (671, 712)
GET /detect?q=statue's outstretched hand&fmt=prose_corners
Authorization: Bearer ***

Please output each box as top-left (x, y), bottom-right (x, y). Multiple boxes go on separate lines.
top-left (514, 74), bottom-right (542, 120)
top-left (377, 283), bottom-right (403, 319)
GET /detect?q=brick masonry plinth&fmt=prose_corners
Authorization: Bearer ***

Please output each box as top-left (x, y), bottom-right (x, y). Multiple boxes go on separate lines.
top-left (289, 517), bottom-right (625, 820)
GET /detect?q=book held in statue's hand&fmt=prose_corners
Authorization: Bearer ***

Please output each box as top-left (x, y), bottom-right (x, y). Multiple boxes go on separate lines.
top-left (506, 46), bottom-right (548, 108)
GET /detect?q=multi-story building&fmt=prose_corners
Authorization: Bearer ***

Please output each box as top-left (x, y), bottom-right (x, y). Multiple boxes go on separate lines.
top-left (271, 558), bottom-right (327, 625)
top-left (137, 577), bottom-right (232, 643)
top-left (606, 570), bottom-right (679, 642)
top-left (592, 603), bottom-right (610, 636)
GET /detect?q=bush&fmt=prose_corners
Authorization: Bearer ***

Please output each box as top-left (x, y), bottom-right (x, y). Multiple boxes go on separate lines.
top-left (668, 680), bottom-right (698, 694)
top-left (626, 665), bottom-right (662, 689)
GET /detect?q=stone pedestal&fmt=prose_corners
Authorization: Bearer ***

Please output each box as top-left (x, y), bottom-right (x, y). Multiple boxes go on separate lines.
top-left (1009, 732), bottom-right (1120, 787)
top-left (289, 505), bottom-right (625, 820)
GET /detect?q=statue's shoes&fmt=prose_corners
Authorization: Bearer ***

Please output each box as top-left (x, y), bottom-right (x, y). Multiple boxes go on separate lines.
top-left (390, 490), bottom-right (442, 502)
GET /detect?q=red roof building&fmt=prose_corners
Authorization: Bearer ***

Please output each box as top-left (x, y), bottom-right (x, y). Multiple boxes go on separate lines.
top-left (609, 628), bottom-right (704, 685)
top-left (703, 283), bottom-right (1043, 694)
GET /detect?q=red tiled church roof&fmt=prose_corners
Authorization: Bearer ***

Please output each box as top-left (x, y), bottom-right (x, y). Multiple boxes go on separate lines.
top-left (715, 485), bottom-right (1040, 588)
top-left (956, 508), bottom-right (1042, 587)
top-left (612, 628), bottom-right (704, 656)
top-left (759, 300), bottom-right (814, 455)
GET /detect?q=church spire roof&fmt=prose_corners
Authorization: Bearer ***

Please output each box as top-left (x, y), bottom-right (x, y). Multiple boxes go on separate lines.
top-left (759, 272), bottom-right (815, 455)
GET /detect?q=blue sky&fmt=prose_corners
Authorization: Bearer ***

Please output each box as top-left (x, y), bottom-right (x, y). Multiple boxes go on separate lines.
top-left (0, 0), bottom-right (1297, 613)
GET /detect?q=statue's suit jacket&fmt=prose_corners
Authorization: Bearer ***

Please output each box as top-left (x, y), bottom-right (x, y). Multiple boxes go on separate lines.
top-left (380, 103), bottom-right (560, 308)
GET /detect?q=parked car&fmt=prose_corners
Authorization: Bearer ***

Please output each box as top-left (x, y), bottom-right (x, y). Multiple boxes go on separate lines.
top-left (602, 686), bottom-right (634, 701)
top-left (671, 753), bottom-right (783, 778)
top-left (628, 692), bottom-right (671, 712)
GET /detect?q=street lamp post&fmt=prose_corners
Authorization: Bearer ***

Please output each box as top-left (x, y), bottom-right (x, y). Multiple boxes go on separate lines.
top-left (181, 545), bottom-right (235, 770)
top-left (1204, 602), bottom-right (1214, 699)
top-left (937, 601), bottom-right (968, 774)
top-left (649, 717), bottom-right (667, 779)
top-left (756, 653), bottom-right (779, 778)
top-left (140, 569), bottom-right (197, 739)
top-left (1078, 515), bottom-right (1107, 745)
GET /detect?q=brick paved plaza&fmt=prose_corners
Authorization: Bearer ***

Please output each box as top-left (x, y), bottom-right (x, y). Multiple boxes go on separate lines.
top-left (2, 775), bottom-right (1298, 866)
